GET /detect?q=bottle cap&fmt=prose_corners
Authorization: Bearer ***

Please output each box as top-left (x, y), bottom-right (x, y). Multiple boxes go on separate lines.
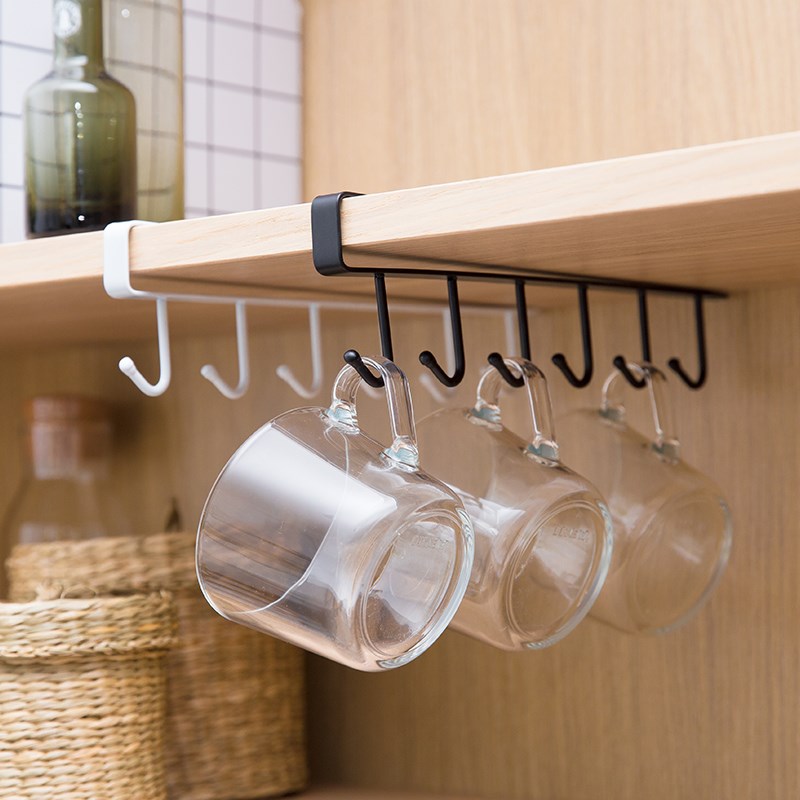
top-left (24, 395), bottom-right (112, 478)
top-left (25, 395), bottom-right (110, 425)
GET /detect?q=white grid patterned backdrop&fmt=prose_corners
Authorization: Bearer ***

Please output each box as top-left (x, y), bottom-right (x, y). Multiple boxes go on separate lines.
top-left (0, 0), bottom-right (302, 241)
top-left (182, 0), bottom-right (302, 218)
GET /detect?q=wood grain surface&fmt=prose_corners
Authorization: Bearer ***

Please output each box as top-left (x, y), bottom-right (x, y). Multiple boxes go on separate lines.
top-left (303, 0), bottom-right (800, 192)
top-left (303, 787), bottom-right (477, 800)
top-left (2, 131), bottom-right (800, 346)
top-left (301, 1), bottom-right (800, 798)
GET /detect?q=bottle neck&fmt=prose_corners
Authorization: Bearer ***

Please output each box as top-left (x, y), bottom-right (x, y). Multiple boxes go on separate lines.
top-left (53, 0), bottom-right (105, 73)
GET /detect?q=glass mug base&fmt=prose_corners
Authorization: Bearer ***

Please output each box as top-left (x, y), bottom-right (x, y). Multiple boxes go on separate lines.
top-left (448, 492), bottom-right (612, 651)
top-left (200, 504), bottom-right (467, 670)
top-left (504, 495), bottom-right (613, 650)
top-left (361, 510), bottom-right (464, 669)
top-left (594, 490), bottom-right (731, 635)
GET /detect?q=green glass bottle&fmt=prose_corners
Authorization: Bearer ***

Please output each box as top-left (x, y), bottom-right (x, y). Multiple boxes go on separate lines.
top-left (24, 0), bottom-right (137, 237)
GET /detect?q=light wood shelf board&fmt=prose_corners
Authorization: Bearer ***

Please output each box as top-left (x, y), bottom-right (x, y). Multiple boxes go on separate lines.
top-left (2, 131), bottom-right (799, 345)
top-left (302, 787), bottom-right (477, 799)
top-left (135, 130), bottom-right (800, 296)
top-left (337, 131), bottom-right (800, 291)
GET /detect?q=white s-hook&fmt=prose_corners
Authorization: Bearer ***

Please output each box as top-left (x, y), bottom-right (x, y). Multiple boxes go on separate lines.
top-left (201, 301), bottom-right (250, 399)
top-left (104, 220), bottom-right (173, 397)
top-left (119, 296), bottom-right (173, 397)
top-left (276, 303), bottom-right (324, 398)
top-left (276, 304), bottom-right (383, 399)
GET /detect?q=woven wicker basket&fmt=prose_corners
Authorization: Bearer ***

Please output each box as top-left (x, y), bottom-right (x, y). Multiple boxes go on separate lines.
top-left (7, 533), bottom-right (307, 800)
top-left (0, 592), bottom-right (175, 800)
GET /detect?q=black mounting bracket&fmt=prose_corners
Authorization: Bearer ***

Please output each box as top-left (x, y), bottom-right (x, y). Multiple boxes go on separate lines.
top-left (310, 191), bottom-right (725, 390)
top-left (310, 191), bottom-right (364, 276)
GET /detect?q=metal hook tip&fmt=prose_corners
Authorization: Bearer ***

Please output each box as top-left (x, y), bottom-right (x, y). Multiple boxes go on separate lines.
top-left (200, 364), bottom-right (248, 399)
top-left (344, 349), bottom-right (385, 388)
top-left (488, 352), bottom-right (525, 388)
top-left (419, 350), bottom-right (436, 367)
top-left (119, 356), bottom-right (136, 376)
top-left (613, 355), bottom-right (647, 388)
top-left (487, 352), bottom-right (504, 367)
top-left (667, 356), bottom-right (706, 389)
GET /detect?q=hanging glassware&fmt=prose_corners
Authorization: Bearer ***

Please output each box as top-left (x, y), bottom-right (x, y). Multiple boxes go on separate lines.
top-left (104, 0), bottom-right (184, 221)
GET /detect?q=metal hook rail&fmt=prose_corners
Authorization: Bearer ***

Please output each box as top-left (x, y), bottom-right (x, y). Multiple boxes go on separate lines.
top-left (310, 191), bottom-right (726, 390)
top-left (104, 220), bottom-right (452, 399)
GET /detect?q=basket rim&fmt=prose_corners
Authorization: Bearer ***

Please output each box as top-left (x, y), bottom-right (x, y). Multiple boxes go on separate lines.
top-left (7, 532), bottom-right (198, 594)
top-left (0, 592), bottom-right (176, 661)
top-left (8, 530), bottom-right (194, 557)
top-left (0, 590), bottom-right (171, 612)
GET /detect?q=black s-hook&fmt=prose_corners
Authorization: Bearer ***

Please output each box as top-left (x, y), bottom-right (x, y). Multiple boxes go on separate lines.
top-left (552, 283), bottom-right (594, 387)
top-left (344, 272), bottom-right (393, 388)
top-left (419, 275), bottom-right (466, 387)
top-left (489, 280), bottom-right (530, 388)
top-left (668, 294), bottom-right (707, 389)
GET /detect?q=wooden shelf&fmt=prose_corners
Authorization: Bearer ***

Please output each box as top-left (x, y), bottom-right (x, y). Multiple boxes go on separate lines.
top-left (303, 787), bottom-right (476, 799)
top-left (2, 131), bottom-right (799, 346)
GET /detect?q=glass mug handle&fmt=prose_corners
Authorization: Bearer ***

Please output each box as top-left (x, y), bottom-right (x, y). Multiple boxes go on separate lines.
top-left (472, 357), bottom-right (559, 461)
top-left (327, 355), bottom-right (420, 469)
top-left (601, 361), bottom-right (680, 460)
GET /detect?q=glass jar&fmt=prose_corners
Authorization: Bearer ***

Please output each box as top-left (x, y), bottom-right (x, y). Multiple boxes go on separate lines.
top-left (1, 395), bottom-right (126, 595)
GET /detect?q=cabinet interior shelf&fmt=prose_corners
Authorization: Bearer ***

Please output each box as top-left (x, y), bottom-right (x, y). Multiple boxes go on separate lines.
top-left (2, 131), bottom-right (798, 347)
top-left (303, 787), bottom-right (475, 799)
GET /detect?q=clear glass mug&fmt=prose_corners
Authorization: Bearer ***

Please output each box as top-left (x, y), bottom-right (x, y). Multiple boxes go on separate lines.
top-left (557, 363), bottom-right (733, 635)
top-left (416, 358), bottom-right (614, 651)
top-left (196, 356), bottom-right (474, 672)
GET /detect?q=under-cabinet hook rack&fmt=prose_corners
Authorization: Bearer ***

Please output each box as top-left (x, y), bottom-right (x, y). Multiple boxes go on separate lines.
top-left (310, 192), bottom-right (726, 390)
top-left (105, 220), bottom-right (263, 397)
top-left (103, 220), bottom-right (510, 399)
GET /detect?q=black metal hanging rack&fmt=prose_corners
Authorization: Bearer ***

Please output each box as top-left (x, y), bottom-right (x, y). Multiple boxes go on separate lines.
top-left (310, 191), bottom-right (725, 390)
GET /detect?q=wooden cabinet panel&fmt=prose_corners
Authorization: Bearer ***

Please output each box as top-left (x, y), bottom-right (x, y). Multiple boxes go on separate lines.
top-left (302, 1), bottom-right (800, 797)
top-left (305, 290), bottom-right (800, 799)
top-left (303, 0), bottom-right (800, 195)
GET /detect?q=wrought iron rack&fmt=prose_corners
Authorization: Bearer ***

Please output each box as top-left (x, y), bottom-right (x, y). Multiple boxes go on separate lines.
top-left (311, 192), bottom-right (726, 391)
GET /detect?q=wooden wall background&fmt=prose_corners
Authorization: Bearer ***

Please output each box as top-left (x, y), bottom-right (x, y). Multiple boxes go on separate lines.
top-left (299, 1), bottom-right (800, 798)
